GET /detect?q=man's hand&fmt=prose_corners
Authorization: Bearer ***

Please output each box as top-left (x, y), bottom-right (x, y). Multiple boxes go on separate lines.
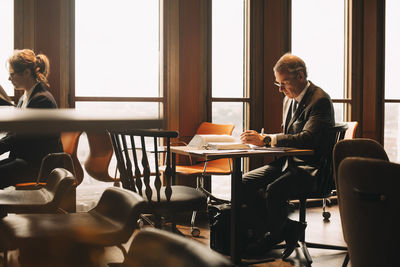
top-left (240, 130), bottom-right (265, 146)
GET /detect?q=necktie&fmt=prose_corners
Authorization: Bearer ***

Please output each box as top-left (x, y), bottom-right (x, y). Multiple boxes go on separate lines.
top-left (292, 99), bottom-right (298, 117)
top-left (283, 99), bottom-right (298, 172)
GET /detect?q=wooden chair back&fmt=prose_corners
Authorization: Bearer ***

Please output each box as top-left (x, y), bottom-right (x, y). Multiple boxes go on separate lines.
top-left (110, 129), bottom-right (178, 201)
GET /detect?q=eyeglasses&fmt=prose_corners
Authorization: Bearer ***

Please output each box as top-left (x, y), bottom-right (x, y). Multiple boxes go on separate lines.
top-left (274, 73), bottom-right (299, 89)
top-left (274, 81), bottom-right (290, 89)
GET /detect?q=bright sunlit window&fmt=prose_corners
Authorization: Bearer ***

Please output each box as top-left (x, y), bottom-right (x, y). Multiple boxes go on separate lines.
top-left (292, 0), bottom-right (346, 122)
top-left (74, 0), bottom-right (161, 188)
top-left (211, 0), bottom-right (245, 200)
top-left (75, 0), bottom-right (160, 101)
top-left (0, 0), bottom-right (14, 96)
top-left (212, 0), bottom-right (245, 138)
top-left (384, 0), bottom-right (400, 162)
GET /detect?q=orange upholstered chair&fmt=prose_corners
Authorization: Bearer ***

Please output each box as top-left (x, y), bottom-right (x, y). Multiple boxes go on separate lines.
top-left (344, 121), bottom-right (358, 140)
top-left (60, 132), bottom-right (84, 185)
top-left (84, 131), bottom-right (116, 184)
top-left (175, 122), bottom-right (234, 236)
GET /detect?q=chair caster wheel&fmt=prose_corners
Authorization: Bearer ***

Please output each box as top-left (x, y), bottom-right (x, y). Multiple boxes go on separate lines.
top-left (322, 211), bottom-right (331, 221)
top-left (191, 227), bottom-right (200, 237)
top-left (137, 218), bottom-right (145, 228)
top-left (287, 202), bottom-right (295, 213)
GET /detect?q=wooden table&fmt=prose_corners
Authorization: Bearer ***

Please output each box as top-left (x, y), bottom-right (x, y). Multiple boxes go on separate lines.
top-left (171, 146), bottom-right (314, 265)
top-left (0, 107), bottom-right (163, 133)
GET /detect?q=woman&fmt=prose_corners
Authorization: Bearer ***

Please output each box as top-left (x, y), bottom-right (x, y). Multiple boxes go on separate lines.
top-left (0, 49), bottom-right (63, 188)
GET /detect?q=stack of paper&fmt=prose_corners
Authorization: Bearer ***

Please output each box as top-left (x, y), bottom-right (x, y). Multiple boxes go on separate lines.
top-left (187, 134), bottom-right (249, 150)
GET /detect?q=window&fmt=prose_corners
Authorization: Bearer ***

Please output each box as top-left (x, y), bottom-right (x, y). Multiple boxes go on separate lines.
top-left (291, 0), bottom-right (347, 122)
top-left (384, 0), bottom-right (400, 161)
top-left (74, 0), bottom-right (162, 183)
top-left (75, 0), bottom-right (162, 117)
top-left (0, 0), bottom-right (14, 97)
top-left (211, 0), bottom-right (246, 200)
top-left (211, 0), bottom-right (246, 138)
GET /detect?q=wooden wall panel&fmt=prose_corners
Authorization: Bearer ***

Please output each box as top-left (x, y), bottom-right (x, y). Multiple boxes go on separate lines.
top-left (178, 0), bottom-right (209, 143)
top-left (163, 0), bottom-right (180, 133)
top-left (350, 0), bottom-right (385, 142)
top-left (262, 0), bottom-right (291, 135)
top-left (35, 0), bottom-right (61, 106)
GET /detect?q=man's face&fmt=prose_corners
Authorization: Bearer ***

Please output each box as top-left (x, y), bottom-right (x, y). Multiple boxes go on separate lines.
top-left (274, 71), bottom-right (304, 99)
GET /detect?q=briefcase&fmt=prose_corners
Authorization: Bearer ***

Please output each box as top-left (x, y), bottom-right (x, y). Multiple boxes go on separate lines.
top-left (209, 203), bottom-right (268, 255)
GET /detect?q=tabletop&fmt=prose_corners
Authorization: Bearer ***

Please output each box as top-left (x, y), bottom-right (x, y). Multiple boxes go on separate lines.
top-left (171, 145), bottom-right (314, 160)
top-left (0, 107), bottom-right (163, 133)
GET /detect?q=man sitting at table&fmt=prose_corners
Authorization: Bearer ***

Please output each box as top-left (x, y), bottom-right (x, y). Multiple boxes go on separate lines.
top-left (240, 53), bottom-right (335, 258)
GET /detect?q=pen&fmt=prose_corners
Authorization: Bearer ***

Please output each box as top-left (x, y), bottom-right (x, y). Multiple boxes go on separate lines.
top-left (261, 128), bottom-right (264, 135)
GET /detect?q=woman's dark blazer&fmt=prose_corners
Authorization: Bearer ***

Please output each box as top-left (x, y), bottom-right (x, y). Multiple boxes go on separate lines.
top-left (0, 83), bottom-right (63, 173)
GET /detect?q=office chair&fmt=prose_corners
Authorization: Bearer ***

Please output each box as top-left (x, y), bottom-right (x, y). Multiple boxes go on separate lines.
top-left (123, 228), bottom-right (233, 267)
top-left (14, 131), bottom-right (82, 188)
top-left (12, 152), bottom-right (78, 212)
top-left (338, 157), bottom-right (398, 267)
top-left (109, 129), bottom-right (207, 236)
top-left (332, 138), bottom-right (389, 266)
top-left (343, 121), bottom-right (358, 140)
top-left (0, 167), bottom-right (76, 266)
top-left (0, 187), bottom-right (146, 267)
top-left (322, 121), bottom-right (358, 220)
top-left (281, 123), bottom-right (348, 266)
top-left (175, 122), bottom-right (234, 236)
top-left (0, 167), bottom-right (75, 215)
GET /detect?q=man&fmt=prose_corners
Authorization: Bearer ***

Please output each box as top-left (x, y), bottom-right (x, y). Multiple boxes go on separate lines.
top-left (240, 53), bottom-right (335, 258)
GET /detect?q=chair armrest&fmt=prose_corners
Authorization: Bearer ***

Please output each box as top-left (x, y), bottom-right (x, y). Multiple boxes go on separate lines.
top-left (170, 141), bottom-right (188, 146)
top-left (15, 182), bottom-right (46, 190)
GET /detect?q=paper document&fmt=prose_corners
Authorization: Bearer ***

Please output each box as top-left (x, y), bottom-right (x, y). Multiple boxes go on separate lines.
top-left (251, 146), bottom-right (296, 151)
top-left (205, 142), bottom-right (250, 150)
top-left (188, 134), bottom-right (250, 150)
top-left (0, 85), bottom-right (13, 106)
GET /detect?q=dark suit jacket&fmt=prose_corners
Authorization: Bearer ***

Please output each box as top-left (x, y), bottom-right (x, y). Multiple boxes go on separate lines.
top-left (0, 83), bottom-right (63, 173)
top-left (275, 81), bottom-right (335, 179)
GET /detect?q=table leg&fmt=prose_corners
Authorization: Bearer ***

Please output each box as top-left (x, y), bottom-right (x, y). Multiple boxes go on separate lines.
top-left (231, 157), bottom-right (242, 265)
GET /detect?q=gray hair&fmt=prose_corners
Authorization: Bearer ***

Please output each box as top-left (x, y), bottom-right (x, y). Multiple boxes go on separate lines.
top-left (273, 53), bottom-right (308, 78)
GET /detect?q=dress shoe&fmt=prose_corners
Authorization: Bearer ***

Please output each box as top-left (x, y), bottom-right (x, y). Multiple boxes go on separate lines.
top-left (282, 219), bottom-right (307, 259)
top-left (244, 231), bottom-right (284, 257)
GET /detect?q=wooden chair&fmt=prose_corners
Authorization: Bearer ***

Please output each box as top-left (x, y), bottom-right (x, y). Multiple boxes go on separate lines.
top-left (0, 187), bottom-right (146, 267)
top-left (332, 138), bottom-right (389, 266)
top-left (123, 228), bottom-right (233, 267)
top-left (84, 131), bottom-right (117, 183)
top-left (109, 129), bottom-right (207, 235)
top-left (175, 122), bottom-right (234, 236)
top-left (338, 157), bottom-right (398, 267)
top-left (60, 132), bottom-right (84, 185)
